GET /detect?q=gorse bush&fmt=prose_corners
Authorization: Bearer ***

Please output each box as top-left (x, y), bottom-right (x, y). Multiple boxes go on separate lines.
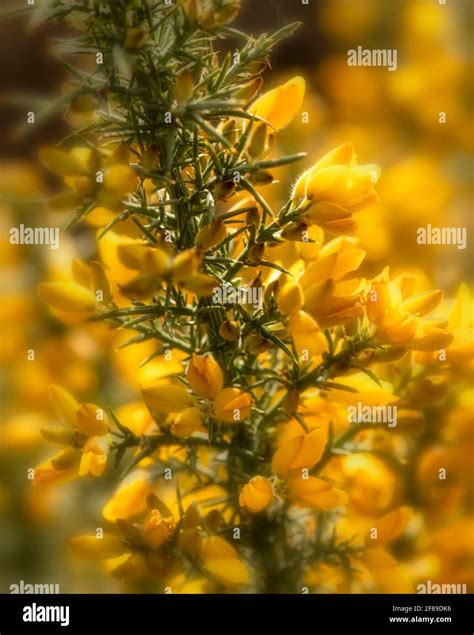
top-left (25, 0), bottom-right (472, 593)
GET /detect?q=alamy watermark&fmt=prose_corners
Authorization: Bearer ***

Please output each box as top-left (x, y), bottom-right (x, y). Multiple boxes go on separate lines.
top-left (417, 580), bottom-right (467, 594)
top-left (212, 284), bottom-right (262, 309)
top-left (347, 403), bottom-right (398, 428)
top-left (10, 580), bottom-right (60, 594)
top-left (347, 46), bottom-right (397, 72)
top-left (417, 225), bottom-right (467, 250)
top-left (9, 224), bottom-right (60, 250)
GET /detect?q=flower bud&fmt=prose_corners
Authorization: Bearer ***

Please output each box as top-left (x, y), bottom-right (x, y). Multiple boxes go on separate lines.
top-left (214, 180), bottom-right (236, 201)
top-left (247, 242), bottom-right (265, 265)
top-left (175, 70), bottom-right (194, 103)
top-left (141, 144), bottom-right (160, 170)
top-left (280, 221), bottom-right (308, 242)
top-left (239, 476), bottom-right (273, 513)
top-left (219, 320), bottom-right (240, 342)
top-left (244, 334), bottom-right (269, 355)
top-left (247, 122), bottom-right (268, 159)
top-left (249, 170), bottom-right (274, 186)
top-left (233, 77), bottom-right (263, 103)
top-left (179, 529), bottom-right (203, 556)
top-left (196, 220), bottom-right (227, 250)
top-left (187, 354), bottom-right (224, 399)
top-left (125, 27), bottom-right (149, 50)
top-left (246, 207), bottom-right (260, 227)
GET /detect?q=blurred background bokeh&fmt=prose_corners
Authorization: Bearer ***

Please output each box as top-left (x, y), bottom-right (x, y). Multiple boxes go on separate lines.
top-left (1, 0), bottom-right (472, 593)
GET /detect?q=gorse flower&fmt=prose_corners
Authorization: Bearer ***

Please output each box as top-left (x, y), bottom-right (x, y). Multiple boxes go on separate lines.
top-left (34, 386), bottom-right (109, 484)
top-left (26, 0), bottom-right (469, 595)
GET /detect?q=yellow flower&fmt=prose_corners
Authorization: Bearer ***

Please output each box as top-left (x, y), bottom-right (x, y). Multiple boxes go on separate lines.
top-left (239, 476), bottom-right (273, 513)
top-left (142, 381), bottom-right (193, 413)
top-left (171, 407), bottom-right (204, 437)
top-left (186, 354), bottom-right (224, 399)
top-left (213, 387), bottom-right (253, 422)
top-left (40, 144), bottom-right (139, 218)
top-left (75, 403), bottom-right (109, 437)
top-left (297, 236), bottom-right (365, 327)
top-left (196, 220), bottom-right (227, 250)
top-left (104, 164), bottom-right (138, 197)
top-left (38, 281), bottom-right (96, 313)
top-left (248, 76), bottom-right (305, 131)
top-left (141, 509), bottom-right (175, 550)
top-left (79, 437), bottom-right (108, 477)
top-left (366, 271), bottom-right (453, 350)
top-left (102, 473), bottom-right (154, 521)
top-left (286, 473), bottom-right (348, 510)
top-left (200, 536), bottom-right (249, 587)
top-left (35, 386), bottom-right (109, 484)
top-left (272, 423), bottom-right (327, 477)
top-left (365, 506), bottom-right (412, 547)
top-left (32, 454), bottom-right (80, 486)
top-left (51, 385), bottom-right (79, 428)
top-left (293, 142), bottom-right (380, 223)
top-left (169, 248), bottom-right (201, 280)
top-left (277, 281), bottom-right (304, 315)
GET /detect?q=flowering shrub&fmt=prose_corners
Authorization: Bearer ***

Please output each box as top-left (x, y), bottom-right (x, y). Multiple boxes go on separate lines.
top-left (16, 0), bottom-right (472, 593)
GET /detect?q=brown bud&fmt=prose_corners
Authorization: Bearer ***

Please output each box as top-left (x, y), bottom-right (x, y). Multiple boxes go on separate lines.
top-left (233, 77), bottom-right (263, 103)
top-left (282, 390), bottom-right (299, 414)
top-left (205, 509), bottom-right (224, 533)
top-left (264, 279), bottom-right (280, 305)
top-left (247, 122), bottom-right (268, 159)
top-left (221, 118), bottom-right (239, 145)
top-left (125, 27), bottom-right (149, 50)
top-left (142, 144), bottom-right (160, 171)
top-left (245, 333), bottom-right (269, 355)
top-left (214, 180), bottom-right (236, 201)
top-left (248, 242), bottom-right (265, 264)
top-left (183, 503), bottom-right (201, 529)
top-left (219, 320), bottom-right (240, 342)
top-left (175, 70), bottom-right (194, 103)
top-left (250, 170), bottom-right (274, 186)
top-left (179, 529), bottom-right (202, 556)
top-left (280, 221), bottom-right (308, 242)
top-left (246, 208), bottom-right (260, 227)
